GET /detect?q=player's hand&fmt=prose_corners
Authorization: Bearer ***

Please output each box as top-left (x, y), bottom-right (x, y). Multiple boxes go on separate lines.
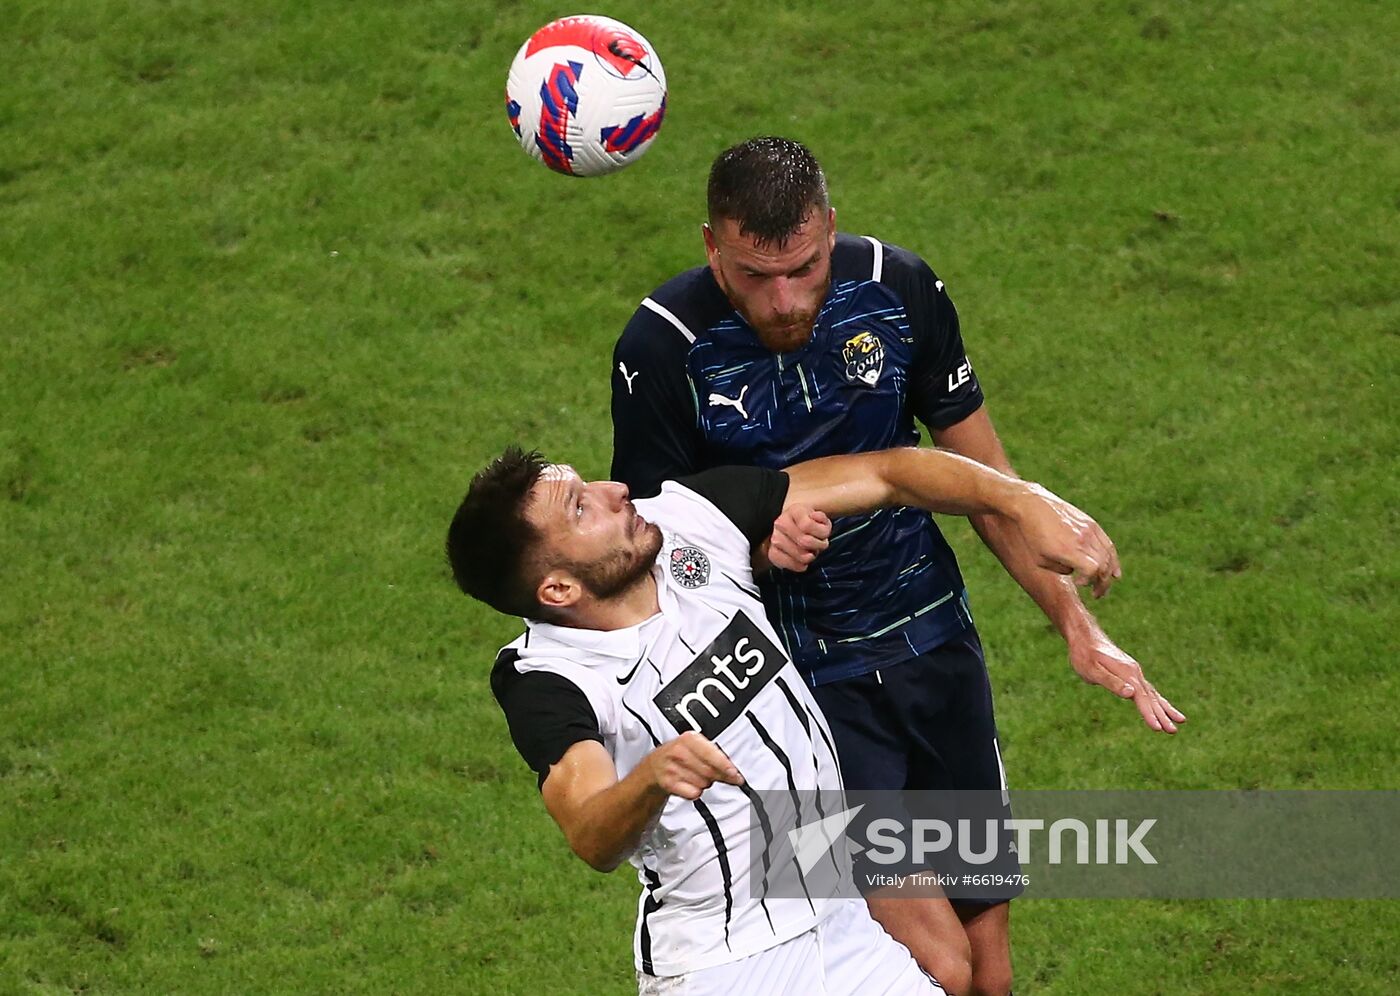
top-left (767, 504), bottom-right (832, 573)
top-left (1068, 629), bottom-right (1187, 734)
top-left (1011, 484), bottom-right (1121, 598)
top-left (644, 732), bottom-right (744, 800)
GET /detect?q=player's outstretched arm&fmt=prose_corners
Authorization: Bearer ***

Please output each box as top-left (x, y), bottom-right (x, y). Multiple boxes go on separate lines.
top-left (779, 447), bottom-right (1120, 592)
top-left (933, 407), bottom-right (1186, 733)
top-left (541, 734), bottom-right (742, 872)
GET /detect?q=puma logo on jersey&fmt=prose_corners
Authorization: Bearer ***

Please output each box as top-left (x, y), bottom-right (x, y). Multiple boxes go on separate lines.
top-left (618, 361), bottom-right (639, 394)
top-left (947, 359), bottom-right (973, 393)
top-left (707, 385), bottom-right (750, 420)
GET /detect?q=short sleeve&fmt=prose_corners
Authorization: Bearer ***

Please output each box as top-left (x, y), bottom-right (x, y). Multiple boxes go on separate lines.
top-left (672, 466), bottom-right (790, 547)
top-left (491, 651), bottom-right (604, 788)
top-left (610, 304), bottom-right (704, 498)
top-left (883, 245), bottom-right (985, 429)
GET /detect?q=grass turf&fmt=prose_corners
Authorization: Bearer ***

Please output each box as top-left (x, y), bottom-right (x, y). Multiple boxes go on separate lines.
top-left (2, 0), bottom-right (1397, 991)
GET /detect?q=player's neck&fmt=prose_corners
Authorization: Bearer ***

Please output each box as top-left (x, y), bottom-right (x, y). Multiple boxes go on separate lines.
top-left (569, 573), bottom-right (660, 631)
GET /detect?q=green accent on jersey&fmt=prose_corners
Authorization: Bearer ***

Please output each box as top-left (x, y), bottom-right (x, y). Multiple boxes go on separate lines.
top-left (796, 363), bottom-right (814, 413)
top-left (913, 591), bottom-right (956, 618)
top-left (828, 515), bottom-right (876, 546)
top-left (837, 614), bottom-right (913, 643)
top-left (835, 591), bottom-right (957, 644)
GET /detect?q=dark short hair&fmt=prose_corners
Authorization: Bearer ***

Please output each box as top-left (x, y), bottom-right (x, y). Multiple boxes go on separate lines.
top-left (707, 136), bottom-right (829, 247)
top-left (445, 446), bottom-right (548, 618)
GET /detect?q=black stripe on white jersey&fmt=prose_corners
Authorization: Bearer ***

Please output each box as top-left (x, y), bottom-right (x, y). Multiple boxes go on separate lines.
top-left (721, 570), bottom-right (762, 601)
top-left (745, 710), bottom-right (816, 914)
top-left (732, 778), bottom-right (778, 934)
top-left (624, 702), bottom-right (662, 747)
top-left (800, 695), bottom-right (845, 795)
top-left (621, 704), bottom-right (666, 974)
top-left (638, 863), bottom-right (663, 976)
top-left (692, 798), bottom-right (735, 951)
top-left (773, 676), bottom-right (811, 739)
top-left (774, 675), bottom-right (841, 878)
top-left (702, 599), bottom-right (730, 620)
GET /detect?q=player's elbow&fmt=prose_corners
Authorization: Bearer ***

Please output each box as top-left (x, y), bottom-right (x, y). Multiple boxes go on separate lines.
top-left (871, 449), bottom-right (918, 510)
top-left (579, 849), bottom-right (624, 873)
top-left (567, 833), bottom-right (626, 873)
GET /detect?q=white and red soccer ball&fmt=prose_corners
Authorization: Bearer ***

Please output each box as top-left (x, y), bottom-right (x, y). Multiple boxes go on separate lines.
top-left (505, 15), bottom-right (667, 177)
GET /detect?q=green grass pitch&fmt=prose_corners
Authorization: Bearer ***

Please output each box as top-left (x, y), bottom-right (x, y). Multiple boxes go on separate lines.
top-left (2, 0), bottom-right (1397, 992)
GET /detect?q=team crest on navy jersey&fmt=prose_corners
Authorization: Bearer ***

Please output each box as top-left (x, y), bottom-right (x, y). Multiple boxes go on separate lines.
top-left (842, 330), bottom-right (885, 387)
top-left (670, 546), bottom-right (711, 588)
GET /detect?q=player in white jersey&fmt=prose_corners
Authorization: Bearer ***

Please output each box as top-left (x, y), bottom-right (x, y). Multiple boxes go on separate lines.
top-left (445, 446), bottom-right (1119, 994)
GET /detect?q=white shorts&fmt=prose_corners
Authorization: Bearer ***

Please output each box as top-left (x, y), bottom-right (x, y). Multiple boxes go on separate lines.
top-left (637, 899), bottom-right (946, 996)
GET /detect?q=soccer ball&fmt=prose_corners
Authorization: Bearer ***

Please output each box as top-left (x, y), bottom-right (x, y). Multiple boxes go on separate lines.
top-left (505, 15), bottom-right (668, 177)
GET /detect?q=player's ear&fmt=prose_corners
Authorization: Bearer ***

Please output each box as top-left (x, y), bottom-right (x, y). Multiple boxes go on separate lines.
top-left (826, 207), bottom-right (837, 248)
top-left (702, 222), bottom-right (718, 258)
top-left (537, 570), bottom-right (582, 612)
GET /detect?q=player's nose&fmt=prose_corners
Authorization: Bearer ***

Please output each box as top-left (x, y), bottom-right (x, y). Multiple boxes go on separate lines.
top-left (770, 276), bottom-right (795, 313)
top-left (601, 480), bottom-right (630, 506)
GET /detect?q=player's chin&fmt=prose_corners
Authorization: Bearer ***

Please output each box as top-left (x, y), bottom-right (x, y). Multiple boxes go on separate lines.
top-left (766, 319), bottom-right (817, 350)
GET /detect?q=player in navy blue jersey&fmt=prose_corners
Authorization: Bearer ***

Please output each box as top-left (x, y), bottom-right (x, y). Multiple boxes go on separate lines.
top-left (610, 137), bottom-right (1187, 996)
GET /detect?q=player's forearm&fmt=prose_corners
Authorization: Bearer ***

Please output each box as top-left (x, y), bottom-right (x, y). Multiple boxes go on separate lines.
top-left (560, 766), bottom-right (671, 872)
top-left (786, 448), bottom-right (1033, 520)
top-left (885, 447), bottom-right (1037, 518)
top-left (969, 510), bottom-right (1094, 644)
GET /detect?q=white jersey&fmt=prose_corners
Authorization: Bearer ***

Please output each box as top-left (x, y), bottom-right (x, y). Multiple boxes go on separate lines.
top-left (492, 472), bottom-right (846, 977)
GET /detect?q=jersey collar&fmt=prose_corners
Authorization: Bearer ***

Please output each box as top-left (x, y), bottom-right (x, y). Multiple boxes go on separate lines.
top-left (522, 556), bottom-right (676, 662)
top-left (524, 618), bottom-right (644, 661)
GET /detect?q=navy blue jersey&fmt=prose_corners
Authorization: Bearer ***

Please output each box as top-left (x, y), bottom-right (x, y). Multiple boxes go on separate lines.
top-left (611, 234), bottom-right (984, 686)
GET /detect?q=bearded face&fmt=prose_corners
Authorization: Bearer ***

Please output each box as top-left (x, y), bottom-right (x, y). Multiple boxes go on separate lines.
top-left (705, 209), bottom-right (836, 353)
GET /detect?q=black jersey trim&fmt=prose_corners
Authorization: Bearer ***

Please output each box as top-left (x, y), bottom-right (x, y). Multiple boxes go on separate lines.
top-left (672, 466), bottom-right (790, 547)
top-left (490, 650), bottom-right (604, 789)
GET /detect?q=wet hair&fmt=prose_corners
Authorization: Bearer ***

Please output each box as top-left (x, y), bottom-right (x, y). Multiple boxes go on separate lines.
top-left (445, 446), bottom-right (548, 618)
top-left (707, 136), bottom-right (829, 247)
